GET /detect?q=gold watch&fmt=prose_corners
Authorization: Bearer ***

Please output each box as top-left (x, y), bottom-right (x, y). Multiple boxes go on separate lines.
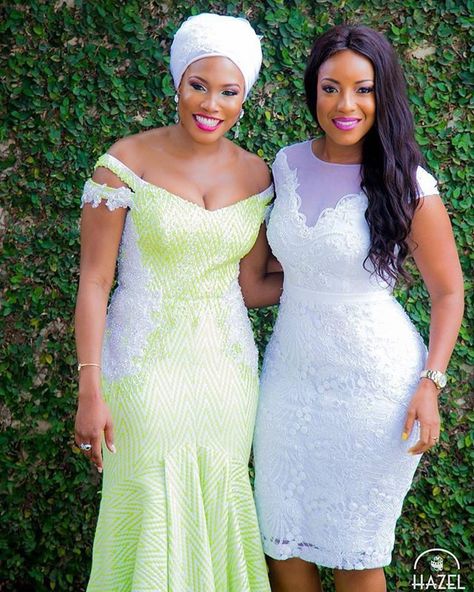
top-left (420, 369), bottom-right (447, 390)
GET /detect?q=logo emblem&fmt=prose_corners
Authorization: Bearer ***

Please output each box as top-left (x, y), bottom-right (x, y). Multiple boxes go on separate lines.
top-left (411, 548), bottom-right (465, 590)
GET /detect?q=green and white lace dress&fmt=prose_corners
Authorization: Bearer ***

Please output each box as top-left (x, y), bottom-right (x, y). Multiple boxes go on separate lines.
top-left (80, 153), bottom-right (273, 592)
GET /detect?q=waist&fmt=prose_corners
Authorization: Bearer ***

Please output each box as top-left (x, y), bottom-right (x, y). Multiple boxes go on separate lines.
top-left (283, 282), bottom-right (393, 304)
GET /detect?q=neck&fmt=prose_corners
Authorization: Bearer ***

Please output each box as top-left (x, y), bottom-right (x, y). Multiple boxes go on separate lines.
top-left (171, 123), bottom-right (227, 158)
top-left (317, 136), bottom-right (363, 164)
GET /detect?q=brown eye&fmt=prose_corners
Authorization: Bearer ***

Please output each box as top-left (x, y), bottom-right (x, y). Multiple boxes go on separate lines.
top-left (190, 82), bottom-right (206, 91)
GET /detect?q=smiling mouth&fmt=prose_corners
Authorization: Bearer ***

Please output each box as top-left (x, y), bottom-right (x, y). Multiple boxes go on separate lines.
top-left (332, 118), bottom-right (361, 131)
top-left (193, 114), bottom-right (223, 132)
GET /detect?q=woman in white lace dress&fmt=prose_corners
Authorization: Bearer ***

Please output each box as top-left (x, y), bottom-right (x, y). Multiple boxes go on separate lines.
top-left (252, 25), bottom-right (464, 592)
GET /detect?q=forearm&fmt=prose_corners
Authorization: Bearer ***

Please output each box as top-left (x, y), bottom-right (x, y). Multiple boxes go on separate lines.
top-left (75, 279), bottom-right (110, 398)
top-left (242, 271), bottom-right (283, 308)
top-left (425, 292), bottom-right (464, 373)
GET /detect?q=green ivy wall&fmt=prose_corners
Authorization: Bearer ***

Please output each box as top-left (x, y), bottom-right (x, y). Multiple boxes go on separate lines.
top-left (0, 1), bottom-right (472, 591)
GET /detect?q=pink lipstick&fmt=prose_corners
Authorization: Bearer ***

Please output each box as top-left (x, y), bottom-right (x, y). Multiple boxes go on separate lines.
top-left (193, 114), bottom-right (223, 132)
top-left (332, 117), bottom-right (361, 131)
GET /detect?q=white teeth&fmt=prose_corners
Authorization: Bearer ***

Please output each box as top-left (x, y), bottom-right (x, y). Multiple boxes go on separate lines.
top-left (195, 115), bottom-right (221, 127)
top-left (335, 119), bottom-right (358, 128)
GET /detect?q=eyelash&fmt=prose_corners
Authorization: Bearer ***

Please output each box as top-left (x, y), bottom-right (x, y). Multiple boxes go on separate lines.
top-left (322, 85), bottom-right (374, 94)
top-left (190, 83), bottom-right (238, 96)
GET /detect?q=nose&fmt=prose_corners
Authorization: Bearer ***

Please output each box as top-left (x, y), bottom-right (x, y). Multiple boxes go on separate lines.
top-left (337, 90), bottom-right (356, 112)
top-left (200, 93), bottom-right (220, 113)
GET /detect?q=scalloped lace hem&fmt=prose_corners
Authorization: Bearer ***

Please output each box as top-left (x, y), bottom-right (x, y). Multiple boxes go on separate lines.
top-left (262, 537), bottom-right (392, 570)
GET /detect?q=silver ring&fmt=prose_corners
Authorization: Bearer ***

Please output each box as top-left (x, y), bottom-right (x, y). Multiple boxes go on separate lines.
top-left (80, 443), bottom-right (92, 452)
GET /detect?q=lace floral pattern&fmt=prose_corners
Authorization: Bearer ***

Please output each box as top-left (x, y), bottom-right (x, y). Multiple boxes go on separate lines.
top-left (253, 146), bottom-right (427, 570)
top-left (102, 217), bottom-right (162, 381)
top-left (219, 279), bottom-right (258, 371)
top-left (81, 179), bottom-right (134, 211)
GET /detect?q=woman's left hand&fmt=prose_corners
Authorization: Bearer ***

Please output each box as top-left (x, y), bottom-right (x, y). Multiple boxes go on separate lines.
top-left (403, 379), bottom-right (441, 455)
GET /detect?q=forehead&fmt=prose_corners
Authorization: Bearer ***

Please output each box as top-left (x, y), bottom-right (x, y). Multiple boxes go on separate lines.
top-left (183, 56), bottom-right (245, 85)
top-left (318, 49), bottom-right (374, 80)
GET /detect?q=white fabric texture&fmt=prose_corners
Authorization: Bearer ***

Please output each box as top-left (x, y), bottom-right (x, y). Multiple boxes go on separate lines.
top-left (81, 179), bottom-right (134, 211)
top-left (170, 13), bottom-right (262, 99)
top-left (253, 144), bottom-right (434, 569)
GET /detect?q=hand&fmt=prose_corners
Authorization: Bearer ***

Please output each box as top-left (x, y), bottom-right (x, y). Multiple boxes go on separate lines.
top-left (75, 389), bottom-right (115, 473)
top-left (403, 379), bottom-right (441, 455)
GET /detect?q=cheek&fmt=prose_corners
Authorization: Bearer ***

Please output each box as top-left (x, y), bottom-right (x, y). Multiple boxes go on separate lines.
top-left (366, 96), bottom-right (376, 120)
top-left (225, 99), bottom-right (244, 118)
top-left (316, 95), bottom-right (329, 118)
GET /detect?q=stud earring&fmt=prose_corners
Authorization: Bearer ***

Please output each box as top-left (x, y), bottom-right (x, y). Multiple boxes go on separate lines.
top-left (174, 93), bottom-right (179, 123)
top-left (234, 109), bottom-right (244, 140)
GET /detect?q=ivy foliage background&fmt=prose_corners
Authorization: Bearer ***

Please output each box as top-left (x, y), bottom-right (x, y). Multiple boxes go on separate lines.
top-left (0, 0), bottom-right (472, 590)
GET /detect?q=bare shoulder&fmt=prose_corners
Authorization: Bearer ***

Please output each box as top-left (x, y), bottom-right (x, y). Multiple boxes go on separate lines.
top-left (107, 128), bottom-right (166, 174)
top-left (237, 147), bottom-right (272, 193)
top-left (93, 128), bottom-right (168, 187)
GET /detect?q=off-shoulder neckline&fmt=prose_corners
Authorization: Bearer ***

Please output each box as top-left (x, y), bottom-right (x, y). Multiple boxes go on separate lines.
top-left (98, 153), bottom-right (273, 213)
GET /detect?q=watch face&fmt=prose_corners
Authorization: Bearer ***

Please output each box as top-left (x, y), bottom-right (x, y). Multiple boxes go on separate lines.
top-left (438, 374), bottom-right (447, 388)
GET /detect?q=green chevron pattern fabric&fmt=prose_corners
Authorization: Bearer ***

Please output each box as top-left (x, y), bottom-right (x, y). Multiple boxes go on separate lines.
top-left (81, 153), bottom-right (273, 592)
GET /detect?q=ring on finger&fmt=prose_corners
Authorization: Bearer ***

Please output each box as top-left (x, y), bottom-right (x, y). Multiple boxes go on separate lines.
top-left (79, 442), bottom-right (92, 452)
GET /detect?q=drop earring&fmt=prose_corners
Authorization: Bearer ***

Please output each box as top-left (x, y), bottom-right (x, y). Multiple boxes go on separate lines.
top-left (174, 93), bottom-right (179, 124)
top-left (234, 109), bottom-right (244, 140)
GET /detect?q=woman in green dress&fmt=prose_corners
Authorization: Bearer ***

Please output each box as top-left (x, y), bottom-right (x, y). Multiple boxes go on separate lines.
top-left (74, 13), bottom-right (281, 592)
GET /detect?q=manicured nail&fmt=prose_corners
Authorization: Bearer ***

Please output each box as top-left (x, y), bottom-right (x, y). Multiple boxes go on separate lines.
top-left (402, 432), bottom-right (408, 441)
top-left (97, 466), bottom-right (103, 473)
top-left (110, 445), bottom-right (117, 454)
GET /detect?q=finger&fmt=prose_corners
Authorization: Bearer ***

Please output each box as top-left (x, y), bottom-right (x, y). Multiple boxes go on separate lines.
top-left (402, 409), bottom-right (416, 441)
top-left (75, 433), bottom-right (92, 455)
top-left (408, 423), bottom-right (430, 455)
top-left (428, 431), bottom-right (440, 450)
top-left (90, 435), bottom-right (103, 473)
top-left (104, 419), bottom-right (116, 454)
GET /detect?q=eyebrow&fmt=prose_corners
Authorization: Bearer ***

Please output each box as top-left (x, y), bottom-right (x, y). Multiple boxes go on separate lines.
top-left (321, 77), bottom-right (374, 84)
top-left (189, 75), bottom-right (242, 89)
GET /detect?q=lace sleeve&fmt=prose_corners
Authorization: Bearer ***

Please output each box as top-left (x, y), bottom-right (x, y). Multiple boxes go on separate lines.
top-left (80, 179), bottom-right (134, 211)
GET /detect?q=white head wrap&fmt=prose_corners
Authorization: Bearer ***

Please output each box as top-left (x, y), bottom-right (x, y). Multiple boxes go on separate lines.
top-left (170, 13), bottom-right (262, 100)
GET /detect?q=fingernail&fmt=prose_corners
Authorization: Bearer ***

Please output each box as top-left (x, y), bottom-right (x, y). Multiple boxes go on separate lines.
top-left (97, 466), bottom-right (103, 473)
top-left (402, 432), bottom-right (408, 441)
top-left (110, 445), bottom-right (117, 454)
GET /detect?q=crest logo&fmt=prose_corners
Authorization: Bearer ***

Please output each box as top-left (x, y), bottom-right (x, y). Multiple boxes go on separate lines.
top-left (411, 548), bottom-right (464, 590)
top-left (430, 555), bottom-right (444, 572)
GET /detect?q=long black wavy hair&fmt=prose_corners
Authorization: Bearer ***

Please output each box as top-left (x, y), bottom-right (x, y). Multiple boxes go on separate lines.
top-left (304, 25), bottom-right (422, 283)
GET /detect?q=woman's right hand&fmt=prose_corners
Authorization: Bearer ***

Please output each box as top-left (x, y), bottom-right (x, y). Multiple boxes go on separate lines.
top-left (75, 382), bottom-right (115, 473)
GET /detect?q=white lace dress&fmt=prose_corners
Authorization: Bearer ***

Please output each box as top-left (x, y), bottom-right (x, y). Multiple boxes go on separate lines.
top-left (253, 140), bottom-right (438, 570)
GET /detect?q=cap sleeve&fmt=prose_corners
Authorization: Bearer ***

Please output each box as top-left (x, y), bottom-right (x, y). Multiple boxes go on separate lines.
top-left (416, 166), bottom-right (438, 198)
top-left (80, 179), bottom-right (134, 211)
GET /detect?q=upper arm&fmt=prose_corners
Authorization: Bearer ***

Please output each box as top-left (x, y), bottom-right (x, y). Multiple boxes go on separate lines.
top-left (409, 195), bottom-right (463, 299)
top-left (80, 204), bottom-right (127, 291)
top-left (80, 138), bottom-right (141, 289)
top-left (244, 152), bottom-right (272, 194)
top-left (239, 224), bottom-right (273, 285)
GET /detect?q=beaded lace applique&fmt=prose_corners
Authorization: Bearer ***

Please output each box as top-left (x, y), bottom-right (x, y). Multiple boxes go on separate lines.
top-left (102, 217), bottom-right (162, 381)
top-left (81, 179), bottom-right (134, 211)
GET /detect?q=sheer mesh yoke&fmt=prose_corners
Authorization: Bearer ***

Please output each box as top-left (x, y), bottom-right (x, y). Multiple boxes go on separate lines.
top-left (283, 140), bottom-right (438, 227)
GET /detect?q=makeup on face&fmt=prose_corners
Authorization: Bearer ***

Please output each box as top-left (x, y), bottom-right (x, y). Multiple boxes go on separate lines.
top-left (178, 57), bottom-right (244, 141)
top-left (315, 50), bottom-right (376, 159)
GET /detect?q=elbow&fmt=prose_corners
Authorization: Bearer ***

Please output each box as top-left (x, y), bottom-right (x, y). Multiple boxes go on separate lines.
top-left (429, 285), bottom-right (465, 316)
top-left (78, 274), bottom-right (114, 299)
top-left (239, 274), bottom-right (260, 309)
